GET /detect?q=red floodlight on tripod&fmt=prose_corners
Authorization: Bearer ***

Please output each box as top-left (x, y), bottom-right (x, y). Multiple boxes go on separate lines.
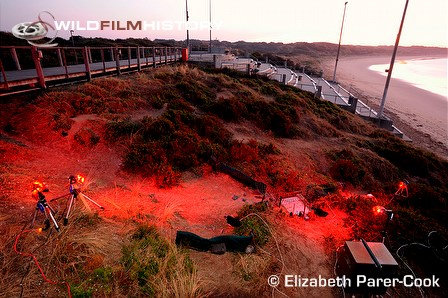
top-left (395, 180), bottom-right (409, 197)
top-left (30, 181), bottom-right (60, 232)
top-left (51, 174), bottom-right (104, 225)
top-left (373, 206), bottom-right (394, 243)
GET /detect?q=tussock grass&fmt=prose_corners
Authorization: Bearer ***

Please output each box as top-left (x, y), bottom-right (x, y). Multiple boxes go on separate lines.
top-left (120, 225), bottom-right (207, 297)
top-left (155, 199), bottom-right (184, 226)
top-left (3, 213), bottom-right (207, 297)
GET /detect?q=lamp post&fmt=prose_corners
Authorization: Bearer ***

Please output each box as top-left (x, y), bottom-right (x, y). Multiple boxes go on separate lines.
top-left (185, 0), bottom-right (190, 51)
top-left (209, 0), bottom-right (212, 53)
top-left (332, 1), bottom-right (348, 83)
top-left (70, 30), bottom-right (75, 46)
top-left (70, 30), bottom-right (78, 65)
top-left (377, 0), bottom-right (410, 122)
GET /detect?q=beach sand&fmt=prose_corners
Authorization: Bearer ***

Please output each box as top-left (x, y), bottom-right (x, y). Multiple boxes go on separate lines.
top-left (321, 55), bottom-right (448, 159)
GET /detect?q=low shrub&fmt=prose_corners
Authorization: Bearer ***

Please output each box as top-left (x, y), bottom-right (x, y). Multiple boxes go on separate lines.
top-left (236, 202), bottom-right (270, 246)
top-left (105, 117), bottom-right (142, 141)
top-left (175, 79), bottom-right (215, 107)
top-left (74, 128), bottom-right (100, 147)
top-left (142, 117), bottom-right (176, 141)
top-left (208, 96), bottom-right (247, 122)
top-left (330, 159), bottom-right (365, 186)
top-left (194, 115), bottom-right (233, 147)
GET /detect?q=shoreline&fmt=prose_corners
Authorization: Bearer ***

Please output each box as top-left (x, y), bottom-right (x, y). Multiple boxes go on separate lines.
top-left (320, 55), bottom-right (448, 160)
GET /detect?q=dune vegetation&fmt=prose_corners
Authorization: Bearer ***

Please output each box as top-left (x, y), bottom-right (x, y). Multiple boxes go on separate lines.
top-left (0, 64), bottom-right (447, 297)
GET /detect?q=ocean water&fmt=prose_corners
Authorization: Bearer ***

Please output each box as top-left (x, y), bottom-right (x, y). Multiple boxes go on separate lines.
top-left (369, 58), bottom-right (447, 99)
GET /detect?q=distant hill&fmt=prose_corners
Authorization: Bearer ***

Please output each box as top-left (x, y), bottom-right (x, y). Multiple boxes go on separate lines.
top-left (0, 31), bottom-right (181, 47)
top-left (2, 30), bottom-right (445, 58)
top-left (207, 40), bottom-right (447, 58)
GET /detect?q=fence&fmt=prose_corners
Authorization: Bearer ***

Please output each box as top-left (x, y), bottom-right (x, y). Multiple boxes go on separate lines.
top-left (0, 45), bottom-right (182, 93)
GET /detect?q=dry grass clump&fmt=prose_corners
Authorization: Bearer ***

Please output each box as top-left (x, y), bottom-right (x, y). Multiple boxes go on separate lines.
top-left (119, 224), bottom-right (207, 297)
top-left (3, 213), bottom-right (207, 297)
top-left (1, 212), bottom-right (119, 297)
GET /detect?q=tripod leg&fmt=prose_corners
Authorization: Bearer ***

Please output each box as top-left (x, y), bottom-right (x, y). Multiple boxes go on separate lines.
top-left (81, 193), bottom-right (104, 209)
top-left (46, 207), bottom-right (60, 232)
top-left (43, 212), bottom-right (50, 231)
top-left (47, 202), bottom-right (57, 215)
top-left (31, 207), bottom-right (38, 228)
top-left (64, 195), bottom-right (75, 225)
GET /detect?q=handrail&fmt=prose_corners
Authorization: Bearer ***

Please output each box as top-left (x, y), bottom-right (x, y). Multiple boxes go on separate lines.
top-left (0, 45), bottom-right (182, 93)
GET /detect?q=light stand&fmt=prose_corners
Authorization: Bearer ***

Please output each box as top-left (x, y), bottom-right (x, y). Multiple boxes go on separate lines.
top-left (331, 1), bottom-right (348, 83)
top-left (395, 180), bottom-right (409, 197)
top-left (30, 182), bottom-right (60, 232)
top-left (373, 206), bottom-right (393, 243)
top-left (185, 0), bottom-right (190, 51)
top-left (381, 209), bottom-right (393, 243)
top-left (377, 0), bottom-right (410, 122)
top-left (50, 175), bottom-right (104, 225)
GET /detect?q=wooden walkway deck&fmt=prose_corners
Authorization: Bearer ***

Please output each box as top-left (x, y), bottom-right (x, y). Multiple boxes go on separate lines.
top-left (0, 45), bottom-right (182, 94)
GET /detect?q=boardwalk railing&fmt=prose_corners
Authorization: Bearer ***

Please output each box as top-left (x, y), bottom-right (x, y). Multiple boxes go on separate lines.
top-left (0, 45), bottom-right (182, 92)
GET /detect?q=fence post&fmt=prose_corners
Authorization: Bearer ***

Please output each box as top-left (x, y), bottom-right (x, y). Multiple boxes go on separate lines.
top-left (214, 54), bottom-right (222, 68)
top-left (88, 47), bottom-right (93, 64)
top-left (137, 46), bottom-right (141, 71)
top-left (83, 46), bottom-right (91, 81)
top-left (115, 47), bottom-right (121, 75)
top-left (152, 47), bottom-right (156, 68)
top-left (282, 74), bottom-right (286, 84)
top-left (164, 47), bottom-right (168, 65)
top-left (100, 49), bottom-right (106, 72)
top-left (10, 48), bottom-right (21, 70)
top-left (315, 85), bottom-right (322, 99)
top-left (31, 46), bottom-right (46, 89)
top-left (0, 59), bottom-right (9, 89)
top-left (127, 46), bottom-right (131, 68)
top-left (145, 48), bottom-right (149, 66)
top-left (61, 48), bottom-right (68, 78)
top-left (56, 48), bottom-right (64, 67)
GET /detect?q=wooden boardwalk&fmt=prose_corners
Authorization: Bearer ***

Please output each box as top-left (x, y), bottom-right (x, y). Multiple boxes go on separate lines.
top-left (0, 45), bottom-right (182, 94)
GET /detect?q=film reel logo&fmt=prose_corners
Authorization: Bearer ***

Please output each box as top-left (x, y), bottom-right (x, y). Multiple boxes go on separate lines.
top-left (12, 11), bottom-right (58, 47)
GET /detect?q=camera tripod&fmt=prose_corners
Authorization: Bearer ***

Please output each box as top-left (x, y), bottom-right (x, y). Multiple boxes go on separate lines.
top-left (51, 175), bottom-right (104, 225)
top-left (31, 188), bottom-right (60, 232)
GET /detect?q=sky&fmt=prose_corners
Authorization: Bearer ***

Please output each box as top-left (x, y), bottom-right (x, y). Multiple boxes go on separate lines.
top-left (1, 0), bottom-right (447, 47)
